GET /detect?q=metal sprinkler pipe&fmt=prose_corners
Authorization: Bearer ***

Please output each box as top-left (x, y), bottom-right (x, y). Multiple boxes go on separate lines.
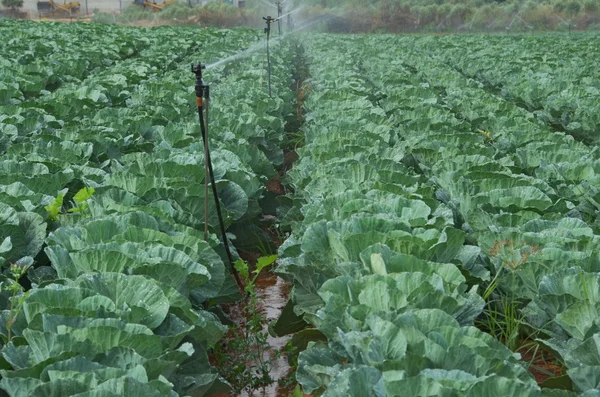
top-left (276, 2), bottom-right (282, 34)
top-left (263, 16), bottom-right (275, 97)
top-left (191, 63), bottom-right (244, 293)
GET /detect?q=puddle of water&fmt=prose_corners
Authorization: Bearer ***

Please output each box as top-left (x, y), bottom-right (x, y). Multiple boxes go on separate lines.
top-left (240, 272), bottom-right (294, 397)
top-left (208, 271), bottom-right (295, 397)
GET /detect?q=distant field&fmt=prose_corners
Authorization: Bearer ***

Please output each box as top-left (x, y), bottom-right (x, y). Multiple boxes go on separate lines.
top-left (22, 0), bottom-right (121, 14)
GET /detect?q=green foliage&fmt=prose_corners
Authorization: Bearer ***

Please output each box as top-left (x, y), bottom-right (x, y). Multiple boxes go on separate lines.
top-left (298, 0), bottom-right (600, 32)
top-left (120, 4), bottom-right (155, 21)
top-left (44, 191), bottom-right (65, 222)
top-left (45, 187), bottom-right (95, 220)
top-left (2, 261), bottom-right (30, 341)
top-left (278, 32), bottom-right (600, 396)
top-left (5, 16), bottom-right (600, 397)
top-left (68, 187), bottom-right (95, 214)
top-left (91, 11), bottom-right (118, 24)
top-left (1, 0), bottom-right (23, 10)
top-left (0, 20), bottom-right (294, 396)
top-left (159, 1), bottom-right (195, 20)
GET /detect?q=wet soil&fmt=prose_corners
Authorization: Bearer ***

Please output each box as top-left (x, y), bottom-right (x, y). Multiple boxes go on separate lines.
top-left (209, 51), bottom-right (307, 396)
top-left (207, 251), bottom-right (295, 397)
top-left (267, 151), bottom-right (299, 197)
top-left (517, 340), bottom-right (564, 384)
top-left (241, 272), bottom-right (294, 397)
top-left (207, 149), bottom-right (300, 397)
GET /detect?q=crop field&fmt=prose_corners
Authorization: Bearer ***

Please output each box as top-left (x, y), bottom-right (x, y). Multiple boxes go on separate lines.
top-left (1, 18), bottom-right (600, 397)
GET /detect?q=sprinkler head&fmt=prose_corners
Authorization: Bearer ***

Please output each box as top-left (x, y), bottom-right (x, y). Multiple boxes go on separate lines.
top-left (263, 16), bottom-right (275, 33)
top-left (191, 63), bottom-right (206, 78)
top-left (192, 63), bottom-right (208, 98)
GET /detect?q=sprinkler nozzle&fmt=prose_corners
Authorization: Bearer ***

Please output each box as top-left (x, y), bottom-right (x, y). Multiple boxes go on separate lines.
top-left (192, 63), bottom-right (208, 99)
top-left (263, 15), bottom-right (275, 33)
top-left (191, 63), bottom-right (206, 77)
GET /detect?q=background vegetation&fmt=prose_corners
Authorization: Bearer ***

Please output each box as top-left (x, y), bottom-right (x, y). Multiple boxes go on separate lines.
top-left (92, 2), bottom-right (257, 28)
top-left (305, 0), bottom-right (600, 32)
top-left (1, 0), bottom-right (598, 32)
top-left (86, 0), bottom-right (600, 32)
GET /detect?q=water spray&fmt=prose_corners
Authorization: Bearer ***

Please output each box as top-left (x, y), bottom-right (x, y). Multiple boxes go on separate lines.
top-left (192, 62), bottom-right (244, 292)
top-left (485, 17), bottom-right (498, 32)
top-left (205, 15), bottom-right (328, 71)
top-left (554, 14), bottom-right (574, 35)
top-left (263, 16), bottom-right (276, 97)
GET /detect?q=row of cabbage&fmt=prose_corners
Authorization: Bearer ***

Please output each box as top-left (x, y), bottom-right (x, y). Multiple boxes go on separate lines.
top-left (365, 34), bottom-right (600, 395)
top-left (410, 33), bottom-right (600, 143)
top-left (280, 34), bottom-right (600, 396)
top-left (0, 22), bottom-right (294, 396)
top-left (0, 21), bottom-right (155, 106)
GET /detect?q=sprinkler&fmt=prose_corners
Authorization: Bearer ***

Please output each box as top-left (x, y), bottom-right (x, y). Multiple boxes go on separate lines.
top-left (263, 16), bottom-right (276, 97)
top-left (276, 1), bottom-right (282, 34)
top-left (191, 62), bottom-right (244, 292)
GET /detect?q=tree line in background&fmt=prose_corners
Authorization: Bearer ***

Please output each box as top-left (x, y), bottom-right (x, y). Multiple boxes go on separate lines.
top-left (2, 0), bottom-right (600, 34)
top-left (1, 0), bottom-right (24, 16)
top-left (308, 0), bottom-right (600, 32)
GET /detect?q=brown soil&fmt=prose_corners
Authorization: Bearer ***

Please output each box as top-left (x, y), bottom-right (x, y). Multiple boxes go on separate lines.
top-left (207, 243), bottom-right (295, 397)
top-left (517, 340), bottom-right (564, 384)
top-left (208, 53), bottom-right (307, 397)
top-left (283, 151), bottom-right (299, 168)
top-left (208, 145), bottom-right (300, 396)
top-left (266, 151), bottom-right (298, 196)
top-left (267, 177), bottom-right (285, 196)
top-left (242, 271), bottom-right (294, 397)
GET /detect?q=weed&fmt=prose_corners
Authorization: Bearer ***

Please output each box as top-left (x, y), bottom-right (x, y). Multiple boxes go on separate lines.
top-left (277, 340), bottom-right (299, 391)
top-left (2, 262), bottom-right (30, 342)
top-left (212, 255), bottom-right (278, 394)
top-left (254, 232), bottom-right (275, 256)
top-left (478, 239), bottom-right (541, 351)
top-left (283, 132), bottom-right (305, 151)
top-left (68, 187), bottom-right (96, 215)
top-left (292, 384), bottom-right (304, 397)
top-left (45, 187), bottom-right (96, 221)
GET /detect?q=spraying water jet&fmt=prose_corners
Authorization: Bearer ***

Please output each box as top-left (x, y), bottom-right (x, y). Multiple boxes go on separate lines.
top-left (205, 14), bottom-right (328, 71)
top-left (275, 6), bottom-right (304, 22)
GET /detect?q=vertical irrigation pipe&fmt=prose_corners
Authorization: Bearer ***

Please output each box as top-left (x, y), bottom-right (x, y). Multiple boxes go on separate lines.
top-left (263, 16), bottom-right (275, 97)
top-left (203, 90), bottom-right (210, 242)
top-left (276, 2), bottom-right (282, 34)
top-left (192, 63), bottom-right (244, 292)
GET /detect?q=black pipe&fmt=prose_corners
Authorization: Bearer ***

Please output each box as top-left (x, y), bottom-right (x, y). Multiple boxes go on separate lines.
top-left (192, 63), bottom-right (244, 292)
top-left (276, 2), bottom-right (282, 35)
top-left (263, 16), bottom-right (275, 97)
